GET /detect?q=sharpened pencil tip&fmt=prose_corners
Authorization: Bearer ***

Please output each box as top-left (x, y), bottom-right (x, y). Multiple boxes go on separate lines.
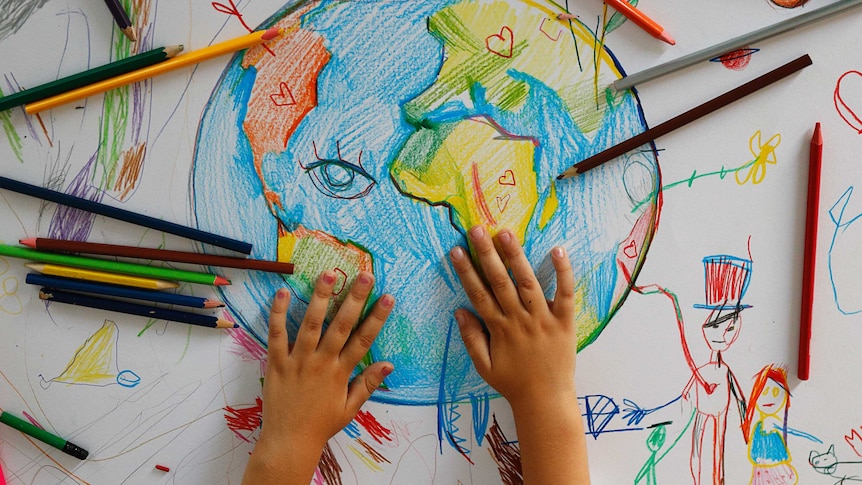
top-left (658, 30), bottom-right (676, 45)
top-left (812, 122), bottom-right (822, 145)
top-left (204, 299), bottom-right (226, 309)
top-left (214, 276), bottom-right (231, 286)
top-left (122, 26), bottom-right (137, 42)
top-left (262, 27), bottom-right (283, 41)
top-left (19, 237), bottom-right (36, 248)
top-left (557, 13), bottom-right (578, 20)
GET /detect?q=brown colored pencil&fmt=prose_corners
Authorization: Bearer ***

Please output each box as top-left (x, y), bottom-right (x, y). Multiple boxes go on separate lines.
top-left (557, 54), bottom-right (813, 179)
top-left (20, 238), bottom-right (294, 274)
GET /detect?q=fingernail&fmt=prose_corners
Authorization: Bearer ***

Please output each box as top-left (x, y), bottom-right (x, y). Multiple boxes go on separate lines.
top-left (358, 272), bottom-right (373, 286)
top-left (381, 365), bottom-right (394, 377)
top-left (322, 272), bottom-right (336, 285)
top-left (553, 246), bottom-right (566, 258)
top-left (450, 246), bottom-right (466, 261)
top-left (469, 225), bottom-right (485, 241)
top-left (276, 288), bottom-right (288, 299)
top-left (380, 294), bottom-right (394, 309)
top-left (454, 312), bottom-right (465, 327)
top-left (498, 230), bottom-right (511, 245)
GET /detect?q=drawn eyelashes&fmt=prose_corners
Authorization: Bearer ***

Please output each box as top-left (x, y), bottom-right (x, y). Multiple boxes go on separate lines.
top-left (299, 141), bottom-right (376, 200)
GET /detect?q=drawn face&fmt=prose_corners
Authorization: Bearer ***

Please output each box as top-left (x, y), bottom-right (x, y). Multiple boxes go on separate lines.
top-left (192, 0), bottom-right (660, 405)
top-left (701, 309), bottom-right (741, 352)
top-left (756, 378), bottom-right (788, 415)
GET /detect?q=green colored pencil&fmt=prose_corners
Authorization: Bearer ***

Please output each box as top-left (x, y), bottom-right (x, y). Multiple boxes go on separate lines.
top-left (0, 243), bottom-right (229, 286)
top-left (0, 410), bottom-right (89, 459)
top-left (0, 45), bottom-right (183, 112)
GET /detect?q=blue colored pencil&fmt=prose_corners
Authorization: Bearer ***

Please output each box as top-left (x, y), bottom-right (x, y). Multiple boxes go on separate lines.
top-left (25, 273), bottom-right (223, 309)
top-left (39, 288), bottom-right (237, 329)
top-left (0, 176), bottom-right (252, 254)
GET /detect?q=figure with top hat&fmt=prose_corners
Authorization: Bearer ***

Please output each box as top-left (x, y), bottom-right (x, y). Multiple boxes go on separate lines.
top-left (681, 254), bottom-right (753, 485)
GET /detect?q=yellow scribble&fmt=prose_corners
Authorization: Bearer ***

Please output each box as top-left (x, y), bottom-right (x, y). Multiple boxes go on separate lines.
top-left (0, 256), bottom-right (22, 315)
top-left (736, 131), bottom-right (780, 186)
top-left (537, 178), bottom-right (559, 229)
top-left (52, 320), bottom-right (119, 386)
top-left (347, 444), bottom-right (385, 472)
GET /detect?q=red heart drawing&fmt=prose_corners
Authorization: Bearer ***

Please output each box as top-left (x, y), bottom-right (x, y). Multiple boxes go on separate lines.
top-left (485, 26), bottom-right (514, 59)
top-left (835, 70), bottom-right (862, 134)
top-left (270, 82), bottom-right (297, 107)
top-left (496, 194), bottom-right (511, 213)
top-left (705, 383), bottom-right (718, 394)
top-left (498, 170), bottom-right (516, 186)
top-left (623, 240), bottom-right (637, 259)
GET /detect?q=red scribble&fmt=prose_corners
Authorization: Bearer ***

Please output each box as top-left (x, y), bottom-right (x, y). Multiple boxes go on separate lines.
top-left (270, 81), bottom-right (298, 107)
top-left (538, 17), bottom-right (562, 42)
top-left (354, 410), bottom-right (392, 444)
top-left (835, 71), bottom-right (862, 134)
top-left (623, 240), bottom-right (638, 259)
top-left (332, 267), bottom-right (348, 296)
top-left (498, 170), bottom-right (516, 186)
top-left (496, 194), bottom-right (511, 213)
top-left (22, 411), bottom-right (45, 428)
top-left (212, 0), bottom-right (275, 56)
top-left (485, 26), bottom-right (514, 58)
top-left (846, 427), bottom-right (862, 457)
top-left (471, 163), bottom-right (498, 227)
top-left (224, 397), bottom-right (263, 443)
top-left (716, 48), bottom-right (758, 71)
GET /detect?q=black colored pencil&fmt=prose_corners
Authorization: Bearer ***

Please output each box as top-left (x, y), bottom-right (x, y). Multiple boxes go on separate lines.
top-left (39, 288), bottom-right (237, 329)
top-left (103, 0), bottom-right (137, 41)
top-left (0, 176), bottom-right (253, 254)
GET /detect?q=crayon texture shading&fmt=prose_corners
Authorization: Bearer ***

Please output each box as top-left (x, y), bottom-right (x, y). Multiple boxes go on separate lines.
top-left (193, 0), bottom-right (660, 405)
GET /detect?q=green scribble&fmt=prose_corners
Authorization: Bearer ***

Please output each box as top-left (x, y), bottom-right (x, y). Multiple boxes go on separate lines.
top-left (606, 0), bottom-right (639, 34)
top-left (631, 157), bottom-right (759, 213)
top-left (137, 318), bottom-right (159, 337)
top-left (0, 87), bottom-right (24, 162)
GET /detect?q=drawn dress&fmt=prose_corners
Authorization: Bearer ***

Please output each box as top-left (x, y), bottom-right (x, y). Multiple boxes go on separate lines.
top-left (749, 420), bottom-right (797, 485)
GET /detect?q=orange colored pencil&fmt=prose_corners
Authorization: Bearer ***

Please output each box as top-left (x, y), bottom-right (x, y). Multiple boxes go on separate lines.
top-left (603, 0), bottom-right (675, 45)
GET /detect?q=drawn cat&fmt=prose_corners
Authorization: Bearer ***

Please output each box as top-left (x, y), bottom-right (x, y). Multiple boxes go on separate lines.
top-left (810, 445), bottom-right (862, 484)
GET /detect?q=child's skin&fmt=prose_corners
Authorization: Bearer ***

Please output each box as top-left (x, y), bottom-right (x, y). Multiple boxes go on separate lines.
top-left (242, 226), bottom-right (590, 484)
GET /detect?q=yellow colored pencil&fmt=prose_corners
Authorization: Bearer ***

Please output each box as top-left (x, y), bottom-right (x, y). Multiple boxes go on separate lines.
top-left (26, 263), bottom-right (178, 290)
top-left (25, 27), bottom-right (282, 114)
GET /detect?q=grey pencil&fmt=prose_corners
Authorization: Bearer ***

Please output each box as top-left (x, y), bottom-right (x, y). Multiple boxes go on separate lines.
top-left (613, 0), bottom-right (862, 91)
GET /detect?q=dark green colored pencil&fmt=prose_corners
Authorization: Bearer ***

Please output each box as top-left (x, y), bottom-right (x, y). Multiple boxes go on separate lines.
top-left (0, 45), bottom-right (183, 112)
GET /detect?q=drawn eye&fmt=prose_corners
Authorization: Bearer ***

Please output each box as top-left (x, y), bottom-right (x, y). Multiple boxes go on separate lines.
top-left (300, 141), bottom-right (376, 200)
top-left (304, 159), bottom-right (376, 199)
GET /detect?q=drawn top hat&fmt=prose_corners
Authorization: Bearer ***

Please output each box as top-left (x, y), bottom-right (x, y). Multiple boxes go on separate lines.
top-left (693, 255), bottom-right (752, 310)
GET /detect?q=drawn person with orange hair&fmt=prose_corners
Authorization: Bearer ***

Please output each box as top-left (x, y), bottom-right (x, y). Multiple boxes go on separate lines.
top-left (743, 364), bottom-right (821, 485)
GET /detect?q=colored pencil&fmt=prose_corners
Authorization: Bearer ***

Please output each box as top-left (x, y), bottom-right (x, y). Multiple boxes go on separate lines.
top-left (26, 263), bottom-right (178, 290)
top-left (613, 0), bottom-right (862, 91)
top-left (25, 273), bottom-right (224, 309)
top-left (798, 122), bottom-right (823, 381)
top-left (25, 27), bottom-right (282, 114)
top-left (0, 410), bottom-right (89, 460)
top-left (0, 244), bottom-right (228, 286)
top-left (0, 176), bottom-right (252, 254)
top-left (39, 288), bottom-right (238, 329)
top-left (0, 46), bottom-right (182, 113)
top-left (558, 54), bottom-right (812, 179)
top-left (103, 0), bottom-right (137, 42)
top-left (603, 0), bottom-right (674, 45)
top-left (20, 238), bottom-right (294, 274)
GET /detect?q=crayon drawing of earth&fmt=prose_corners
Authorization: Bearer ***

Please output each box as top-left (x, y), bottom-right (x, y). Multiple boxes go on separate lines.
top-left (193, 0), bottom-right (660, 405)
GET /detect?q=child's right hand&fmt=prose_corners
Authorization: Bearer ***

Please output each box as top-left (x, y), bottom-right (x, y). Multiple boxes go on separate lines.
top-left (449, 225), bottom-right (579, 411)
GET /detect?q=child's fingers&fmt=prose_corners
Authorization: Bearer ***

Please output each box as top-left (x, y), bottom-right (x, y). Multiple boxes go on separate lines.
top-left (496, 228), bottom-right (546, 314)
top-left (319, 271), bottom-right (375, 355)
top-left (340, 294), bottom-right (393, 365)
top-left (468, 226), bottom-right (521, 314)
top-left (294, 271), bottom-right (337, 355)
top-left (267, 288), bottom-right (291, 365)
top-left (550, 247), bottom-right (576, 319)
top-left (455, 310), bottom-right (492, 377)
top-left (345, 361), bottom-right (394, 416)
top-left (450, 246), bottom-right (502, 321)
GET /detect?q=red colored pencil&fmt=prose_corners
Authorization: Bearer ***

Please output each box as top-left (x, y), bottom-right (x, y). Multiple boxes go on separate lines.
top-left (604, 0), bottom-right (675, 46)
top-left (20, 238), bottom-right (294, 275)
top-left (798, 122), bottom-right (822, 381)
